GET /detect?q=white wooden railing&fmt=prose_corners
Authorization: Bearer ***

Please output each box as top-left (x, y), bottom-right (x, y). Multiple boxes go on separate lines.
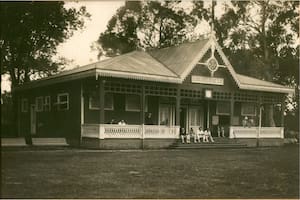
top-left (81, 124), bottom-right (180, 139)
top-left (81, 124), bottom-right (100, 138)
top-left (229, 126), bottom-right (284, 139)
top-left (103, 125), bottom-right (141, 139)
top-left (144, 125), bottom-right (179, 139)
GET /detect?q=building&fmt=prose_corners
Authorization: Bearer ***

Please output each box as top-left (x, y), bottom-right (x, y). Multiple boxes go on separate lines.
top-left (15, 34), bottom-right (294, 149)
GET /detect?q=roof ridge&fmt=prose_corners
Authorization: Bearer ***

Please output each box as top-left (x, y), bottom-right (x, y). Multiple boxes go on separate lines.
top-left (147, 37), bottom-right (210, 52)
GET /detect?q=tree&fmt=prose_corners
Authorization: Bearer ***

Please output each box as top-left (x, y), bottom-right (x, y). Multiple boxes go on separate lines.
top-left (192, 0), bottom-right (299, 126)
top-left (0, 2), bottom-right (90, 136)
top-left (96, 1), bottom-right (195, 58)
top-left (0, 2), bottom-right (90, 89)
top-left (96, 1), bottom-right (142, 58)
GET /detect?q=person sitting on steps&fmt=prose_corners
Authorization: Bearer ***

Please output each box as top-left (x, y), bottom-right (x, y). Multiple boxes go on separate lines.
top-left (186, 129), bottom-right (191, 144)
top-left (180, 127), bottom-right (186, 144)
top-left (206, 128), bottom-right (215, 142)
top-left (190, 128), bottom-right (198, 143)
top-left (197, 127), bottom-right (204, 142)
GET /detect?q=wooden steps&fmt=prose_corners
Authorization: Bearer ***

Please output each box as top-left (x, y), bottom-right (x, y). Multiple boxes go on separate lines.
top-left (32, 138), bottom-right (69, 146)
top-left (170, 138), bottom-right (248, 149)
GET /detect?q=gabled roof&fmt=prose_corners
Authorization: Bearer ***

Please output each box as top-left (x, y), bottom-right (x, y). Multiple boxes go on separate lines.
top-left (94, 51), bottom-right (178, 78)
top-left (149, 38), bottom-right (211, 78)
top-left (16, 35), bottom-right (294, 94)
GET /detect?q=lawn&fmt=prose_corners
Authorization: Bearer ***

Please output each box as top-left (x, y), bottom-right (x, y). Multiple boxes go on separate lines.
top-left (1, 146), bottom-right (299, 199)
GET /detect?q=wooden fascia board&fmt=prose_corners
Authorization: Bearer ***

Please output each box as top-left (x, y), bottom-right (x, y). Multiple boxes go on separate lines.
top-left (14, 69), bottom-right (97, 91)
top-left (96, 69), bottom-right (181, 83)
top-left (239, 84), bottom-right (294, 94)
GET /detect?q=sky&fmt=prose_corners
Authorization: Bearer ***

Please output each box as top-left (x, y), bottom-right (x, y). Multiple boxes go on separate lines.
top-left (57, 1), bottom-right (125, 68)
top-left (1, 1), bottom-right (218, 93)
top-left (1, 1), bottom-right (125, 93)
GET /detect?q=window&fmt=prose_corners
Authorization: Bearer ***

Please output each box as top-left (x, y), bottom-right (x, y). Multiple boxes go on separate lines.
top-left (44, 96), bottom-right (51, 111)
top-left (105, 93), bottom-right (114, 110)
top-left (36, 97), bottom-right (43, 112)
top-left (216, 101), bottom-right (230, 115)
top-left (126, 95), bottom-right (140, 112)
top-left (21, 98), bottom-right (28, 112)
top-left (241, 103), bottom-right (256, 116)
top-left (159, 104), bottom-right (175, 126)
top-left (89, 93), bottom-right (114, 110)
top-left (89, 95), bottom-right (99, 110)
top-left (57, 93), bottom-right (69, 111)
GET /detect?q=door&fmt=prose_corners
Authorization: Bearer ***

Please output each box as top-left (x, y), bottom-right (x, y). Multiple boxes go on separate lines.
top-left (30, 105), bottom-right (36, 135)
top-left (188, 106), bottom-right (204, 132)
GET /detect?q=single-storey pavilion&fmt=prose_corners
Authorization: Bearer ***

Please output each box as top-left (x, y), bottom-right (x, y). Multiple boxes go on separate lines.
top-left (16, 34), bottom-right (293, 148)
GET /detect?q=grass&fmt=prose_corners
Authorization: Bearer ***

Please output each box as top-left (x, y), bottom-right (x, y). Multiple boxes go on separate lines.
top-left (1, 146), bottom-right (299, 199)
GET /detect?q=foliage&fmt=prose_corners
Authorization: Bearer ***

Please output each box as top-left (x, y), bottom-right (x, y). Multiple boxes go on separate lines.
top-left (96, 1), bottom-right (195, 58)
top-left (197, 1), bottom-right (299, 87)
top-left (0, 2), bottom-right (90, 89)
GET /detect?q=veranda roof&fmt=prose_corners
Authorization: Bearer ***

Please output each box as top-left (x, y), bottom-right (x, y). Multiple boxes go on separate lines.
top-left (16, 37), bottom-right (294, 94)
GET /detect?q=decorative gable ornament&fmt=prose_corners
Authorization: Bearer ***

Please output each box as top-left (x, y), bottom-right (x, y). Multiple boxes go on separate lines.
top-left (207, 57), bottom-right (218, 72)
top-left (198, 38), bottom-right (226, 77)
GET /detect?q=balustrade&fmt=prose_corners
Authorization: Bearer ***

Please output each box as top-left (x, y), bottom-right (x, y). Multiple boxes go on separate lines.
top-left (103, 125), bottom-right (141, 139)
top-left (81, 124), bottom-right (180, 139)
top-left (229, 126), bottom-right (284, 139)
top-left (81, 124), bottom-right (100, 138)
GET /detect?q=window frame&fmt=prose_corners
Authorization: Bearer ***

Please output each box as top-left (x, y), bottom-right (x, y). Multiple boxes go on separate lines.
top-left (216, 101), bottom-right (230, 115)
top-left (241, 103), bottom-right (256, 116)
top-left (88, 93), bottom-right (114, 110)
top-left (44, 96), bottom-right (51, 111)
top-left (35, 96), bottom-right (44, 112)
top-left (89, 95), bottom-right (100, 110)
top-left (125, 94), bottom-right (141, 112)
top-left (104, 93), bottom-right (114, 111)
top-left (57, 93), bottom-right (69, 111)
top-left (21, 98), bottom-right (28, 113)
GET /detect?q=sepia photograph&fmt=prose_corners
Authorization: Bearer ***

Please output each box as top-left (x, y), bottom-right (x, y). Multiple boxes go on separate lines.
top-left (1, 0), bottom-right (299, 199)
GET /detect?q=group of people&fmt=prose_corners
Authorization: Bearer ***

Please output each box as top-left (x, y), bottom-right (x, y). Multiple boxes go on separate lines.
top-left (242, 116), bottom-right (255, 128)
top-left (109, 119), bottom-right (127, 125)
top-left (180, 127), bottom-right (215, 144)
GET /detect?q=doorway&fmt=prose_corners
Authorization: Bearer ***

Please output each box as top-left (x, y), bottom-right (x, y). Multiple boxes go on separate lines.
top-left (180, 107), bottom-right (187, 131)
top-left (218, 115), bottom-right (230, 137)
top-left (188, 106), bottom-right (204, 132)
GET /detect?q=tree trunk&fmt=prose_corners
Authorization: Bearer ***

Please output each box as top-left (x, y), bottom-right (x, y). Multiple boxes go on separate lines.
top-left (261, 0), bottom-right (275, 127)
